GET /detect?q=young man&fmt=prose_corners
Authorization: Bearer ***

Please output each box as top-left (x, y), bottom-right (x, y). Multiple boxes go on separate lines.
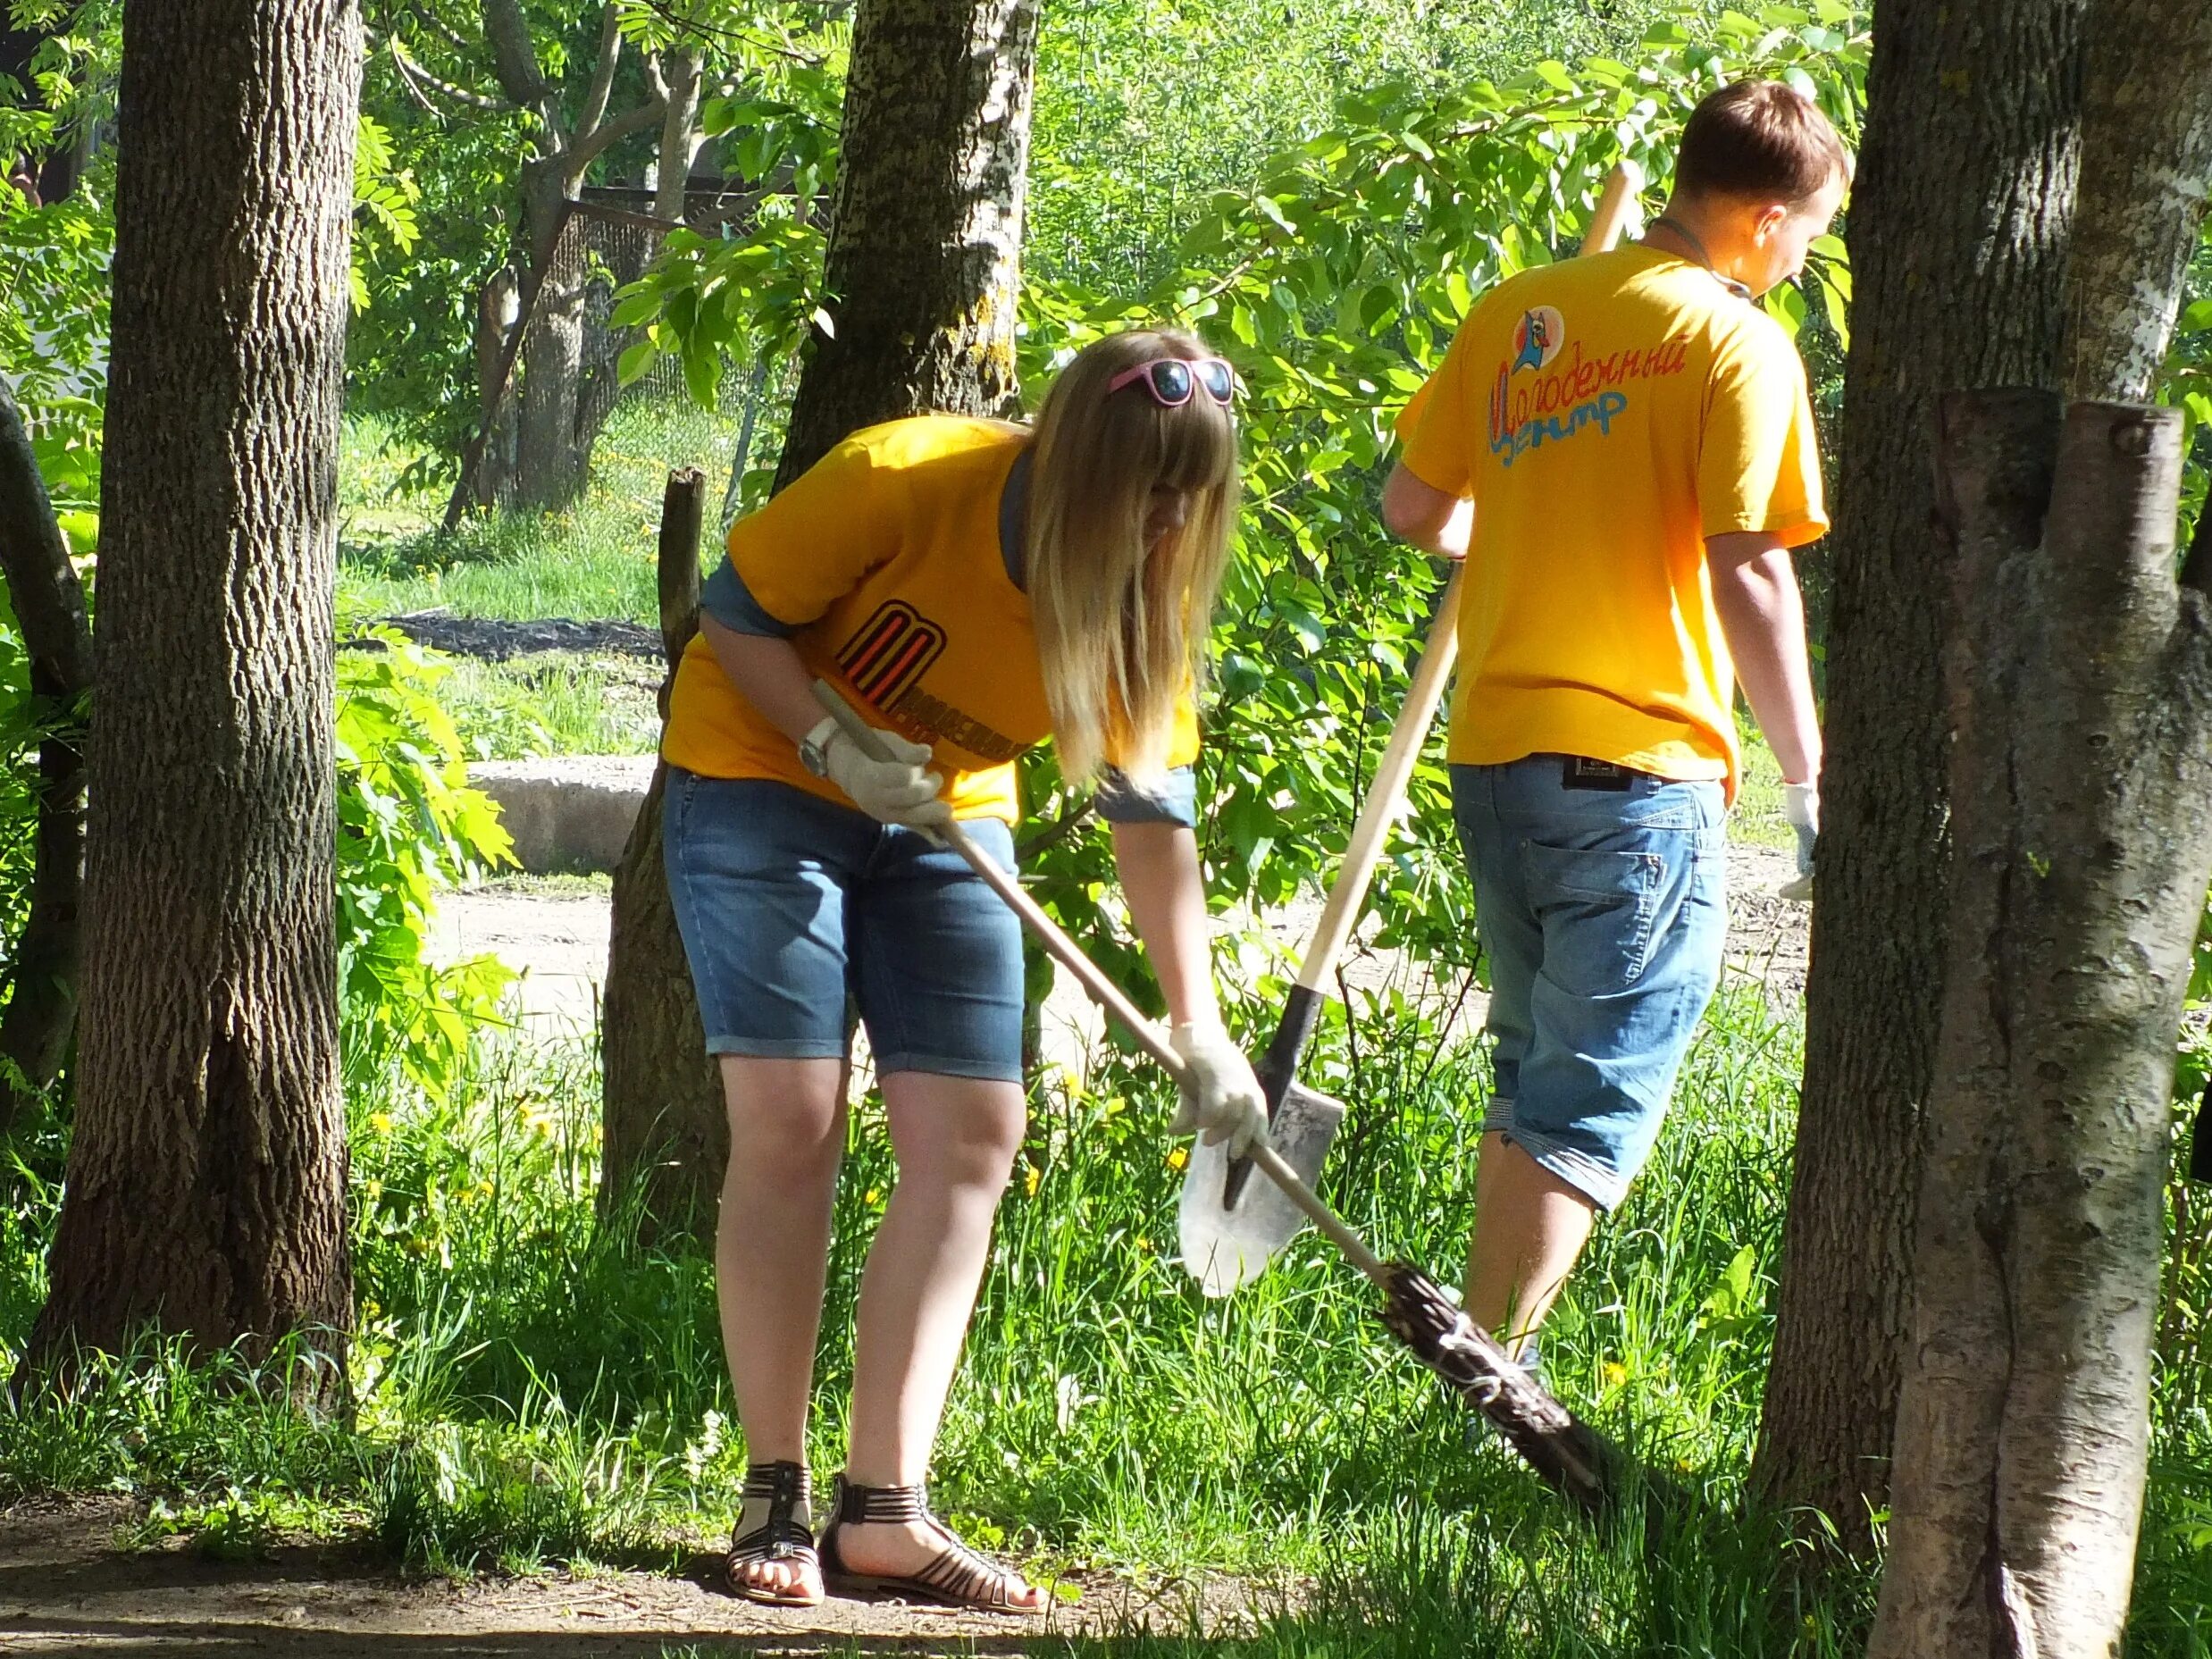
top-left (1381, 80), bottom-right (1845, 1374)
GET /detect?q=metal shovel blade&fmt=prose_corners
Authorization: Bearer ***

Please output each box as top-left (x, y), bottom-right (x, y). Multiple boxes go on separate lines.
top-left (1177, 1077), bottom-right (1345, 1296)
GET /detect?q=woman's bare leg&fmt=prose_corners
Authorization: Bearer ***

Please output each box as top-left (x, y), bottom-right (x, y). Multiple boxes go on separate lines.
top-left (835, 1069), bottom-right (1045, 1609)
top-left (716, 1053), bottom-right (846, 1603)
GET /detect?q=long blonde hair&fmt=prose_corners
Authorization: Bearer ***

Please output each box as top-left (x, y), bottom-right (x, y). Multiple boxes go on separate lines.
top-left (1026, 329), bottom-right (1240, 785)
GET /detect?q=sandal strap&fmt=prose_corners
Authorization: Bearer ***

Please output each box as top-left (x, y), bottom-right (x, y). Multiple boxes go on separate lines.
top-left (832, 1477), bottom-right (1026, 1610)
top-left (731, 1460), bottom-right (815, 1562)
top-left (906, 1521), bottom-right (1026, 1611)
top-left (834, 1477), bottom-right (929, 1526)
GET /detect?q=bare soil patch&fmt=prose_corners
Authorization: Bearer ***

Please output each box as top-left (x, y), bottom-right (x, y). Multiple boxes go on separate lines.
top-left (0, 1498), bottom-right (1275, 1656)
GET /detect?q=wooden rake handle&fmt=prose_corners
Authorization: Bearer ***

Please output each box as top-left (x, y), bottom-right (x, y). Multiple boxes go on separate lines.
top-left (809, 679), bottom-right (1391, 1283)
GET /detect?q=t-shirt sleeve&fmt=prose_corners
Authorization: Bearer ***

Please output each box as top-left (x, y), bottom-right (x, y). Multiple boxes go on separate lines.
top-left (1395, 323), bottom-right (1479, 498)
top-left (724, 433), bottom-right (901, 625)
top-left (1698, 323), bottom-right (1829, 546)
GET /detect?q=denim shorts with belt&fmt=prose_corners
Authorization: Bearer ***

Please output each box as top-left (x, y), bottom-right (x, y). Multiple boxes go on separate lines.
top-left (1450, 754), bottom-right (1727, 1210)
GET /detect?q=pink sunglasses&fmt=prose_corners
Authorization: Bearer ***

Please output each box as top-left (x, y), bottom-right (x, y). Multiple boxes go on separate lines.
top-left (1106, 356), bottom-right (1236, 407)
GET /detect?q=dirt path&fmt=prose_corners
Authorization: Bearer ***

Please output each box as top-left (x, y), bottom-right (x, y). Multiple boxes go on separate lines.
top-left (0, 1499), bottom-right (1269, 1656)
top-left (432, 841), bottom-right (1813, 1053)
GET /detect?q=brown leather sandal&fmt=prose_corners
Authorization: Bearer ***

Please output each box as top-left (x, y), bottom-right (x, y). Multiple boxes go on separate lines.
top-left (724, 1460), bottom-right (821, 1607)
top-left (817, 1475), bottom-right (1039, 1613)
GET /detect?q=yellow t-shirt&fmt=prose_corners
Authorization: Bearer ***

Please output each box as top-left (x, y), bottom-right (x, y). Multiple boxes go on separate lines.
top-left (661, 415), bottom-right (1201, 824)
top-left (1397, 243), bottom-right (1827, 801)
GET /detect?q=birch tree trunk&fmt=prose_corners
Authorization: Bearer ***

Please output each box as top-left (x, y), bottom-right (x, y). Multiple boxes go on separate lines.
top-left (1755, 0), bottom-right (2083, 1539)
top-left (25, 0), bottom-right (362, 1401)
top-left (2057, 2), bottom-right (2212, 403)
top-left (602, 0), bottom-right (1040, 1230)
top-left (1868, 391), bottom-right (2212, 1657)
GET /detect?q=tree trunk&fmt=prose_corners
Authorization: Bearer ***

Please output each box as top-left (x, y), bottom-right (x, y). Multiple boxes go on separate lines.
top-left (1868, 392), bottom-right (2212, 1656)
top-left (775, 0), bottom-right (1039, 486)
top-left (2057, 1), bottom-right (2212, 403)
top-left (653, 50), bottom-right (704, 226)
top-left (0, 381), bottom-right (93, 1138)
top-left (473, 269), bottom-right (520, 508)
top-left (1753, 0), bottom-right (2083, 1538)
top-left (600, 0), bottom-right (1041, 1236)
top-left (24, 0), bottom-right (361, 1400)
top-left (513, 160), bottom-right (584, 512)
top-left (600, 471), bottom-right (724, 1236)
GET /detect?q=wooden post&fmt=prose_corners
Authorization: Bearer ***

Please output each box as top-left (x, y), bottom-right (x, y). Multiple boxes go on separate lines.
top-left (600, 469), bottom-right (725, 1236)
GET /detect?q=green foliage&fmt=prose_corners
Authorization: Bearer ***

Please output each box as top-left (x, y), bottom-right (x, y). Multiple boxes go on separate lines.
top-left (0, 182), bottom-right (111, 514)
top-left (610, 75), bottom-right (840, 407)
top-left (1027, 0), bottom-right (1729, 297)
top-left (335, 631), bottom-right (518, 1098)
top-left (351, 113), bottom-right (423, 315)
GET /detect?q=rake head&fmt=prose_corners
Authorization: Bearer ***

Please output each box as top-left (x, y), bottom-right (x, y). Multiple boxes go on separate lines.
top-left (1377, 1262), bottom-right (1630, 1519)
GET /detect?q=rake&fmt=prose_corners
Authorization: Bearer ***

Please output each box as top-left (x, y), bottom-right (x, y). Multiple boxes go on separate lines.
top-left (812, 681), bottom-right (1639, 1516)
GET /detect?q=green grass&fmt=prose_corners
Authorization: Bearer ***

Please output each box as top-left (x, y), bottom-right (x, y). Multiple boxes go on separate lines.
top-left (5, 984), bottom-right (2208, 1648)
top-left (434, 652), bottom-right (662, 760)
top-left (337, 399), bottom-right (742, 627)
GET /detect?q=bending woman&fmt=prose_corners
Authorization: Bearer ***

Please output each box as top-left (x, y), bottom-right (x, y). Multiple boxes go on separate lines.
top-left (661, 329), bottom-right (1268, 1612)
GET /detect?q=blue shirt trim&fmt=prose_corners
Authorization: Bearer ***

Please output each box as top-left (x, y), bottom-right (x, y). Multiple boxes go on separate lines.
top-left (1096, 765), bottom-right (1197, 827)
top-left (700, 556), bottom-right (799, 639)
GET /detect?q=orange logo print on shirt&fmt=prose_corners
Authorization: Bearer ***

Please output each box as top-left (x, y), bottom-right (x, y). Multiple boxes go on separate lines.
top-left (838, 600), bottom-right (947, 703)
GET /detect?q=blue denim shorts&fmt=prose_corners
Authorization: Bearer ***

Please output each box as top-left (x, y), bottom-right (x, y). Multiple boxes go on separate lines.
top-left (662, 768), bottom-right (1025, 1082)
top-left (1451, 757), bottom-right (1727, 1210)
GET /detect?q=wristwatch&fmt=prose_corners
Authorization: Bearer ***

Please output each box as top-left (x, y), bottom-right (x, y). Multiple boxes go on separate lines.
top-left (797, 716), bottom-right (841, 778)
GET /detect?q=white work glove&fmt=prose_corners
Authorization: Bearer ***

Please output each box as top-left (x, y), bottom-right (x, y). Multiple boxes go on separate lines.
top-left (817, 722), bottom-right (952, 833)
top-left (1779, 781), bottom-right (1818, 903)
top-left (1167, 1018), bottom-right (1269, 1160)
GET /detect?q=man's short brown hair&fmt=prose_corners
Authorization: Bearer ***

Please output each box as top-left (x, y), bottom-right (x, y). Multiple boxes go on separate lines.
top-left (1673, 80), bottom-right (1848, 205)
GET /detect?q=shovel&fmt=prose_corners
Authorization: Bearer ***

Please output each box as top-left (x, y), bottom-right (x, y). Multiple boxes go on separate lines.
top-left (809, 678), bottom-right (1645, 1520)
top-left (1177, 156), bottom-right (1650, 1295)
top-left (1175, 568), bottom-right (1464, 1295)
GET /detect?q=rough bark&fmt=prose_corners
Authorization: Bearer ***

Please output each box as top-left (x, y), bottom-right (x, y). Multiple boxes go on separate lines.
top-left (0, 380), bottom-right (93, 1135)
top-left (600, 0), bottom-right (1040, 1237)
top-left (600, 471), bottom-right (723, 1234)
top-left (775, 0), bottom-right (1039, 486)
top-left (2058, 1), bottom-right (2212, 402)
top-left (23, 0), bottom-right (361, 1400)
top-left (1868, 393), bottom-right (2212, 1657)
top-left (1753, 0), bottom-right (2084, 1538)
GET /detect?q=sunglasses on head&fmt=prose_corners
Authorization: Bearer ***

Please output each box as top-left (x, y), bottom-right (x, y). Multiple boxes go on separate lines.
top-left (1106, 356), bottom-right (1236, 408)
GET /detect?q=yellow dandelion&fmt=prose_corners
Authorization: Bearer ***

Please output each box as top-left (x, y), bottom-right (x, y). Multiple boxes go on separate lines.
top-left (368, 1111), bottom-right (394, 1135)
top-left (1023, 1166), bottom-right (1042, 1199)
top-left (1602, 1362), bottom-right (1629, 1389)
top-left (864, 1186), bottom-right (882, 1206)
top-left (1135, 1236), bottom-right (1152, 1254)
top-left (1165, 1146), bottom-right (1188, 1172)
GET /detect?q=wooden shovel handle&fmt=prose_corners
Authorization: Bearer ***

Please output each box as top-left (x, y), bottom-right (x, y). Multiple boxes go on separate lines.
top-left (1295, 571), bottom-right (1462, 993)
top-left (1579, 157), bottom-right (1646, 256)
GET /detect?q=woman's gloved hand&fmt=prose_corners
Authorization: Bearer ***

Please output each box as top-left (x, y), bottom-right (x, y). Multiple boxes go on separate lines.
top-left (1780, 781), bottom-right (1818, 903)
top-left (1168, 1018), bottom-right (1269, 1160)
top-left (811, 718), bottom-right (951, 832)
